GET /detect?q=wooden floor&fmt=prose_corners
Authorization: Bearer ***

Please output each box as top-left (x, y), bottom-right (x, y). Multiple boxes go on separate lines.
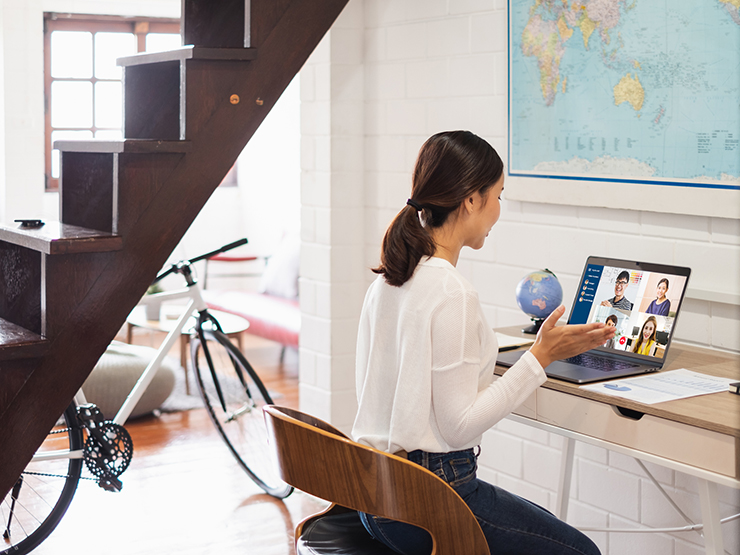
top-left (29, 331), bottom-right (328, 555)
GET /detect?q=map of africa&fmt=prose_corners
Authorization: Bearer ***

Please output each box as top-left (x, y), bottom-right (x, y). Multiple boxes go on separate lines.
top-left (509, 0), bottom-right (740, 188)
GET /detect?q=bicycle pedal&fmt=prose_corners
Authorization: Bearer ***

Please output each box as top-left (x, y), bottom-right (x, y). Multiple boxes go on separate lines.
top-left (98, 473), bottom-right (122, 492)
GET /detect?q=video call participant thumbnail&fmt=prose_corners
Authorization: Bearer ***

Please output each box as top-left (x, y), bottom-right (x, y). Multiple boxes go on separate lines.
top-left (600, 270), bottom-right (633, 311)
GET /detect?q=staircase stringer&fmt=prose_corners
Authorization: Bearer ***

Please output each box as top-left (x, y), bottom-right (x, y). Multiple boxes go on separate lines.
top-left (0, 0), bottom-right (350, 503)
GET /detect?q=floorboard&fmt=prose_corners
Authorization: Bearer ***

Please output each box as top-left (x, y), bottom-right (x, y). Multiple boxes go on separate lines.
top-left (27, 330), bottom-right (328, 555)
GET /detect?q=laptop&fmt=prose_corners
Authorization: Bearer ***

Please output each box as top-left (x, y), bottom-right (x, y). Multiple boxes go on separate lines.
top-left (497, 256), bottom-right (691, 384)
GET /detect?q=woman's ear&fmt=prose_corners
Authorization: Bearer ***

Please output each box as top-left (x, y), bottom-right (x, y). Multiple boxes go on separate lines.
top-left (464, 195), bottom-right (476, 214)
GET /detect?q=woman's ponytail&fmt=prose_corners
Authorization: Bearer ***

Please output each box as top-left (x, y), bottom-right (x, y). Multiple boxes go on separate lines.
top-left (373, 204), bottom-right (435, 286)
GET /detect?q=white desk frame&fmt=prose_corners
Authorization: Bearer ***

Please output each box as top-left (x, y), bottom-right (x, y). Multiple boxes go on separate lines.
top-left (506, 412), bottom-right (739, 554)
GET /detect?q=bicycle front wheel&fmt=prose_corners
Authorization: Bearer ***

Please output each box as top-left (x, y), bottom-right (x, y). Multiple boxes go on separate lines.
top-left (191, 328), bottom-right (292, 499)
top-left (1, 402), bottom-right (83, 555)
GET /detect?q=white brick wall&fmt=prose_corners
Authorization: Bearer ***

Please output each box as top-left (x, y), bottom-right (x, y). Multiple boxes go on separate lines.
top-left (299, 2), bottom-right (365, 430)
top-left (300, 1), bottom-right (740, 553)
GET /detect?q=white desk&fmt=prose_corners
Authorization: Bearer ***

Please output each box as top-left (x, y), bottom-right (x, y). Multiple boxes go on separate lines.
top-left (495, 326), bottom-right (740, 555)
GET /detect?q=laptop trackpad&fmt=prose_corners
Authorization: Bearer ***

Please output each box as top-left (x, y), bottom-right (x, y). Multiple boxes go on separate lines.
top-left (543, 360), bottom-right (590, 383)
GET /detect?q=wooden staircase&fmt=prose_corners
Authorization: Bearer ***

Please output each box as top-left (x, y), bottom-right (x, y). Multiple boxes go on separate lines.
top-left (0, 0), bottom-right (349, 501)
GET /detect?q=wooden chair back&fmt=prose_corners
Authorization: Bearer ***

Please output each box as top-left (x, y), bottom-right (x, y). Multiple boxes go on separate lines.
top-left (263, 405), bottom-right (490, 555)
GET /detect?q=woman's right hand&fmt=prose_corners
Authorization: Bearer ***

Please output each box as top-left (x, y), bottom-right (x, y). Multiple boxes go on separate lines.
top-left (528, 306), bottom-right (616, 369)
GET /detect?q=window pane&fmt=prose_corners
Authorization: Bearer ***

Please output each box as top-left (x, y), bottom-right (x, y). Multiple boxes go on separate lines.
top-left (51, 31), bottom-right (92, 78)
top-left (95, 81), bottom-right (122, 129)
top-left (51, 81), bottom-right (93, 128)
top-left (145, 33), bottom-right (181, 53)
top-left (51, 130), bottom-right (93, 178)
top-left (95, 32), bottom-right (136, 79)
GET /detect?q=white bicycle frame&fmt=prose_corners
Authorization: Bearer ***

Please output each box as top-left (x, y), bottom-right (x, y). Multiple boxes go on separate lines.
top-left (33, 281), bottom-right (209, 463)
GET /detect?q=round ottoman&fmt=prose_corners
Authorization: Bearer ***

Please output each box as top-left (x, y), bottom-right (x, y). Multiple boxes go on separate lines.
top-left (81, 341), bottom-right (177, 420)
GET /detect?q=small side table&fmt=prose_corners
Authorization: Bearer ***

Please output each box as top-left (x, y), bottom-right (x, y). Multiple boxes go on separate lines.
top-left (126, 304), bottom-right (249, 394)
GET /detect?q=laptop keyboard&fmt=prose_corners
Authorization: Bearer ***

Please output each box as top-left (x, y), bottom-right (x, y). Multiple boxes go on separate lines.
top-left (563, 354), bottom-right (639, 372)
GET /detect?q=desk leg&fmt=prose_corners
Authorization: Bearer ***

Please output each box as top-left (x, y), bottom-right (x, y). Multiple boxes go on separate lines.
top-left (556, 437), bottom-right (576, 520)
top-left (698, 479), bottom-right (724, 555)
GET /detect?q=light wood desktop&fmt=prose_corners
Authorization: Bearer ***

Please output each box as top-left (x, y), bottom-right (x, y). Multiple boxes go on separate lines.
top-left (494, 325), bottom-right (740, 555)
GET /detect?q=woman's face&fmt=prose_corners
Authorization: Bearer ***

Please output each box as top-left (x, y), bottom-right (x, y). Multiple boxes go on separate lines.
top-left (643, 321), bottom-right (655, 340)
top-left (464, 175), bottom-right (504, 250)
top-left (656, 282), bottom-right (668, 299)
top-left (606, 319), bottom-right (617, 329)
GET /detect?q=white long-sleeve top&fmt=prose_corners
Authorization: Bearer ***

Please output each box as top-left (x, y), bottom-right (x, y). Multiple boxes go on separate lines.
top-left (352, 257), bottom-right (546, 454)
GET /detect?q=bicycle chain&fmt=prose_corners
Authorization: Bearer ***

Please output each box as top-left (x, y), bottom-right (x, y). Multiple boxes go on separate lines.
top-left (21, 470), bottom-right (97, 482)
top-left (20, 424), bottom-right (89, 481)
top-left (30, 406), bottom-right (135, 489)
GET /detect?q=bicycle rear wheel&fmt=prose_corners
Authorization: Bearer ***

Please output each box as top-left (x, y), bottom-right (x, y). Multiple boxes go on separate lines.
top-left (191, 328), bottom-right (292, 499)
top-left (1, 402), bottom-right (83, 555)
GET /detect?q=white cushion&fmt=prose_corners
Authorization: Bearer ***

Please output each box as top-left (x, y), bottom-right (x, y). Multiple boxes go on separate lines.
top-left (82, 341), bottom-right (177, 419)
top-left (259, 232), bottom-right (300, 299)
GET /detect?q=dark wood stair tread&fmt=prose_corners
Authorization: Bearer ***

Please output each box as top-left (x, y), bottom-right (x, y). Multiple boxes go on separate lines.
top-left (117, 45), bottom-right (258, 67)
top-left (0, 318), bottom-right (48, 361)
top-left (54, 139), bottom-right (192, 153)
top-left (0, 221), bottom-right (123, 254)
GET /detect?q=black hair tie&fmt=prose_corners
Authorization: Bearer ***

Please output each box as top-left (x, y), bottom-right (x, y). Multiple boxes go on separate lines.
top-left (406, 198), bottom-right (423, 211)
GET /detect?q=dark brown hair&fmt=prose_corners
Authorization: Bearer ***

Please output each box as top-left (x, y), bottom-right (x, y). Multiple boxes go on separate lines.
top-left (373, 131), bottom-right (503, 286)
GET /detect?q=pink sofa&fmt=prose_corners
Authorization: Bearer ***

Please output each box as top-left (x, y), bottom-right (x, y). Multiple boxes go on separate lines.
top-left (201, 233), bottom-right (300, 354)
top-left (202, 290), bottom-right (299, 349)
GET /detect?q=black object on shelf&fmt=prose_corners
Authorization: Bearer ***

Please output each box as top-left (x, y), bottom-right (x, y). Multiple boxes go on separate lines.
top-left (15, 219), bottom-right (45, 228)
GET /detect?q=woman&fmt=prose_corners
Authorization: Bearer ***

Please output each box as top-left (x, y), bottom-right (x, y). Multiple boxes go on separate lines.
top-left (352, 131), bottom-right (613, 555)
top-left (646, 278), bottom-right (671, 316)
top-left (632, 316), bottom-right (658, 356)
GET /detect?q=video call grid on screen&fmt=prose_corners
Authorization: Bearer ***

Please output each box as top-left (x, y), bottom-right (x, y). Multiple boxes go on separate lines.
top-left (569, 261), bottom-right (689, 360)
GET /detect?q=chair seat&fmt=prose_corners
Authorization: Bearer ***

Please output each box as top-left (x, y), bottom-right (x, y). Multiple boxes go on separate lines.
top-left (297, 511), bottom-right (398, 555)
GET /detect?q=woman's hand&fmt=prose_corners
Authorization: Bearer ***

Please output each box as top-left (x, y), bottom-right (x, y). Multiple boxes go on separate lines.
top-left (528, 306), bottom-right (616, 369)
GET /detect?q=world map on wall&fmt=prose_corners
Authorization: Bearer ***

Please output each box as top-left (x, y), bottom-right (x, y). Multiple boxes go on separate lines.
top-left (509, 0), bottom-right (740, 188)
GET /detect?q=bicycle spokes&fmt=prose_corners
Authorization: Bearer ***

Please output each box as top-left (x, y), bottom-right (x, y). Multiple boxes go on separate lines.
top-left (224, 399), bottom-right (256, 423)
top-left (191, 329), bottom-right (292, 498)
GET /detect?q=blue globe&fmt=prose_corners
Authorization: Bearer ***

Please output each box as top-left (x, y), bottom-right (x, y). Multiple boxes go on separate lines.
top-left (515, 269), bottom-right (563, 322)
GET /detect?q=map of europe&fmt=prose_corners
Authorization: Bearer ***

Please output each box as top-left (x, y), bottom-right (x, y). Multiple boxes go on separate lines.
top-left (509, 0), bottom-right (740, 188)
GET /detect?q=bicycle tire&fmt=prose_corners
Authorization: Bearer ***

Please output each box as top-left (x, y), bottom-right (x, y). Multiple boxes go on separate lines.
top-left (1, 402), bottom-right (83, 555)
top-left (191, 328), bottom-right (293, 499)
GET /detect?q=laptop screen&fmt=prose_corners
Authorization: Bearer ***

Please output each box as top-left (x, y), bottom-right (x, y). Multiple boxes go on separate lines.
top-left (568, 257), bottom-right (691, 362)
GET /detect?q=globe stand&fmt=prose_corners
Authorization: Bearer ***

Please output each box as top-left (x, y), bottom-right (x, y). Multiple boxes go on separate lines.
top-left (522, 318), bottom-right (544, 335)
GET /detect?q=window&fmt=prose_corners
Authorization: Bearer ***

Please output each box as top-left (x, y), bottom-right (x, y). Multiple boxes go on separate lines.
top-left (43, 13), bottom-right (180, 191)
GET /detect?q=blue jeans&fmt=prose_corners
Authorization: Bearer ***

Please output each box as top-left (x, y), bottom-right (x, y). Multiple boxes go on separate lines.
top-left (359, 448), bottom-right (600, 555)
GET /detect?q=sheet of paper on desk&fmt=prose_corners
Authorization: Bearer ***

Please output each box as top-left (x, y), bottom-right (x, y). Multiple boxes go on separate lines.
top-left (580, 369), bottom-right (737, 404)
top-left (495, 332), bottom-right (534, 351)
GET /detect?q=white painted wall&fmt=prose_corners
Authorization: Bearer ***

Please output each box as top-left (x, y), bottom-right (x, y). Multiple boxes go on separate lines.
top-left (299, 1), bottom-right (740, 554)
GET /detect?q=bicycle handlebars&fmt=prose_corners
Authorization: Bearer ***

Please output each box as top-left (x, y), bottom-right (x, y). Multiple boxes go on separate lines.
top-left (152, 238), bottom-right (249, 283)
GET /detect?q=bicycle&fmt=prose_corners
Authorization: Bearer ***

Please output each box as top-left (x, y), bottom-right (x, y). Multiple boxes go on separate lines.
top-left (1, 239), bottom-right (292, 555)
